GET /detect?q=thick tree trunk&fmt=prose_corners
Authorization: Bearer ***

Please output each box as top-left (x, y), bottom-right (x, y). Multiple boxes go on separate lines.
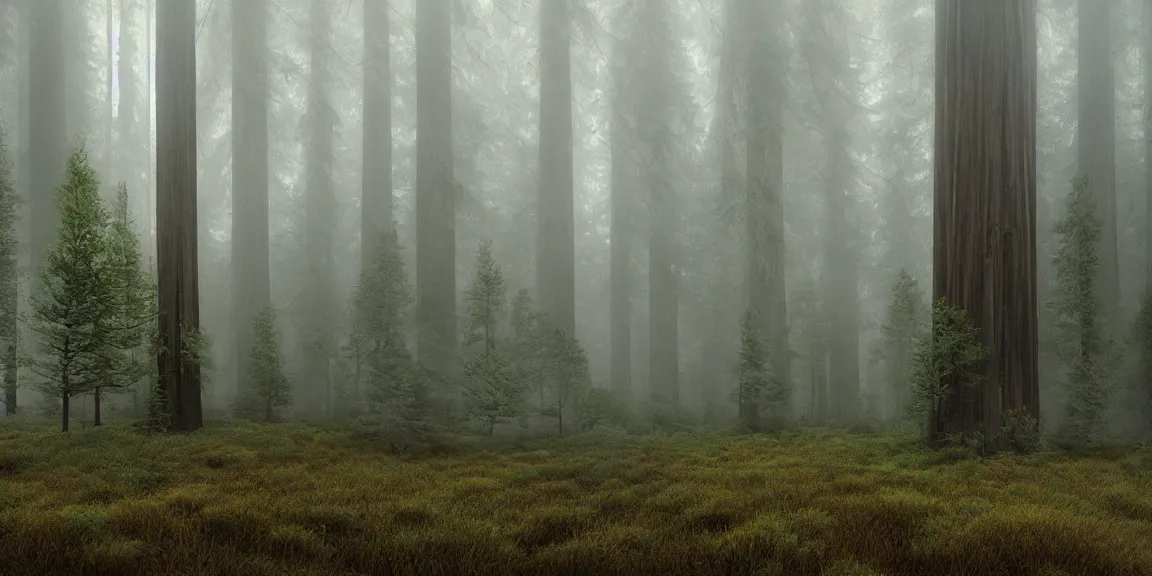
top-left (145, 0), bottom-right (154, 265)
top-left (537, 0), bottom-right (575, 337)
top-left (303, 0), bottom-right (337, 417)
top-left (1078, 0), bottom-right (1119, 325)
top-left (805, 0), bottom-right (858, 423)
top-left (362, 0), bottom-right (393, 269)
top-left (232, 0), bottom-right (271, 394)
top-left (1145, 0), bottom-right (1152, 288)
top-left (106, 0), bottom-right (114, 189)
top-left (118, 0), bottom-right (143, 233)
top-left (156, 0), bottom-right (202, 432)
top-left (62, 394), bottom-right (69, 432)
top-left (649, 230), bottom-right (678, 406)
top-left (933, 0), bottom-right (1038, 443)
top-left (29, 0), bottom-right (66, 305)
top-left (415, 0), bottom-right (456, 370)
top-left (743, 0), bottom-right (790, 410)
top-left (609, 91), bottom-right (631, 399)
top-left (639, 0), bottom-right (679, 407)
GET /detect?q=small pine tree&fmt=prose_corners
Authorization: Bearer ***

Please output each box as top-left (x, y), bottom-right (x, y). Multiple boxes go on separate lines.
top-left (241, 307), bottom-right (291, 421)
top-left (907, 298), bottom-right (986, 442)
top-left (345, 230), bottom-right (412, 410)
top-left (577, 386), bottom-right (624, 432)
top-left (1131, 288), bottom-right (1152, 435)
top-left (461, 241), bottom-right (526, 434)
top-left (509, 289), bottom-right (548, 412)
top-left (1048, 175), bottom-right (1120, 444)
top-left (462, 353), bottom-right (524, 435)
top-left (733, 310), bottom-right (788, 432)
top-left (542, 327), bottom-right (590, 437)
top-left (0, 127), bottom-right (20, 416)
top-left (361, 340), bottom-right (430, 453)
top-left (22, 146), bottom-right (117, 432)
top-left (350, 232), bottom-right (429, 451)
top-left (880, 268), bottom-right (927, 419)
top-left (791, 279), bottom-right (829, 421)
top-left (101, 183), bottom-right (157, 424)
top-left (462, 240), bottom-right (505, 354)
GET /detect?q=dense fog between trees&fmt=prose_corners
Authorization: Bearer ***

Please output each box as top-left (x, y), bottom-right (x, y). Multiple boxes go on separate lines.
top-left (0, 0), bottom-right (1150, 449)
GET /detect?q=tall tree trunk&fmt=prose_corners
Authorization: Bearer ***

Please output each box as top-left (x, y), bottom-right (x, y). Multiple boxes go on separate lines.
top-left (118, 0), bottom-right (142, 228)
top-left (30, 0), bottom-right (66, 312)
top-left (1145, 0), bottom-right (1152, 288)
top-left (156, 0), bottom-right (202, 432)
top-left (933, 0), bottom-right (1038, 443)
top-left (609, 57), bottom-right (631, 399)
top-left (362, 0), bottom-right (392, 268)
top-left (637, 0), bottom-right (679, 407)
top-left (304, 0), bottom-right (337, 417)
top-left (537, 0), bottom-right (575, 337)
top-left (415, 0), bottom-right (456, 371)
top-left (743, 0), bottom-right (790, 413)
top-left (145, 0), bottom-right (154, 267)
top-left (1078, 0), bottom-right (1119, 326)
top-left (106, 0), bottom-right (115, 190)
top-left (232, 0), bottom-right (270, 395)
top-left (27, 0), bottom-right (60, 272)
top-left (805, 0), bottom-right (859, 423)
top-left (64, 0), bottom-right (92, 147)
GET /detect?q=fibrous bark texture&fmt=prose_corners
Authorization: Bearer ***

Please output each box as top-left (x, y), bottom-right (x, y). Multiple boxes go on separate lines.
top-left (933, 0), bottom-right (1038, 441)
top-left (156, 0), bottom-right (202, 432)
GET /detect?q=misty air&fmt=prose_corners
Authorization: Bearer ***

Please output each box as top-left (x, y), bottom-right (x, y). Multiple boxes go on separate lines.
top-left (0, 0), bottom-right (1149, 575)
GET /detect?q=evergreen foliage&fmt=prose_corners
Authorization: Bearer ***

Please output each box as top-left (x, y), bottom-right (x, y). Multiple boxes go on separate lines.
top-left (1049, 175), bottom-right (1120, 444)
top-left (791, 279), bottom-right (829, 421)
top-left (907, 298), bottom-right (986, 437)
top-left (880, 268), bottom-right (927, 419)
top-left (509, 288), bottom-right (549, 412)
top-left (576, 386), bottom-right (625, 432)
top-left (104, 184), bottom-right (156, 409)
top-left (0, 128), bottom-right (19, 416)
top-left (237, 307), bottom-right (291, 422)
top-left (344, 230), bottom-right (412, 409)
top-left (460, 241), bottom-right (525, 435)
top-left (22, 146), bottom-right (118, 432)
top-left (348, 232), bottom-right (428, 451)
top-left (1131, 288), bottom-right (1152, 433)
top-left (733, 309), bottom-right (785, 431)
top-left (541, 326), bottom-right (590, 437)
top-left (462, 241), bottom-right (505, 353)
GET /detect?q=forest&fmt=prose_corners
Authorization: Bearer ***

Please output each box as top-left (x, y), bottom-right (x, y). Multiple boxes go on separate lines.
top-left (0, 0), bottom-right (1151, 574)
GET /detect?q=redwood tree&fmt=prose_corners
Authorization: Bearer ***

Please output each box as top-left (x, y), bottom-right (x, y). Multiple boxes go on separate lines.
top-left (932, 0), bottom-right (1038, 442)
top-left (231, 0), bottom-right (270, 396)
top-left (362, 0), bottom-right (393, 268)
top-left (156, 0), bottom-right (202, 431)
top-left (537, 0), bottom-right (575, 336)
top-left (415, 0), bottom-right (456, 370)
top-left (1078, 0), bottom-right (1119, 325)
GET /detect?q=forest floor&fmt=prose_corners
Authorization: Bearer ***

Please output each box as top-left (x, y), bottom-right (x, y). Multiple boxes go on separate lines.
top-left (1, 415), bottom-right (1151, 576)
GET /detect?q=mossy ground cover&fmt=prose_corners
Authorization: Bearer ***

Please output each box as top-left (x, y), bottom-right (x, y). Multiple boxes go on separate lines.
top-left (1, 415), bottom-right (1150, 575)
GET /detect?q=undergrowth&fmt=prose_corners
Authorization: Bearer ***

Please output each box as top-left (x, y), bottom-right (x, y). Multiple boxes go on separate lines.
top-left (1, 415), bottom-right (1150, 575)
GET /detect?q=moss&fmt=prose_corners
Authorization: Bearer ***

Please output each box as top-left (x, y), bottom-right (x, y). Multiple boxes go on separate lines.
top-left (1, 414), bottom-right (1151, 575)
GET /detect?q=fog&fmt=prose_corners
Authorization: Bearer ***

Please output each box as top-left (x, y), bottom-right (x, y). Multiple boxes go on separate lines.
top-left (0, 0), bottom-right (1149, 446)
